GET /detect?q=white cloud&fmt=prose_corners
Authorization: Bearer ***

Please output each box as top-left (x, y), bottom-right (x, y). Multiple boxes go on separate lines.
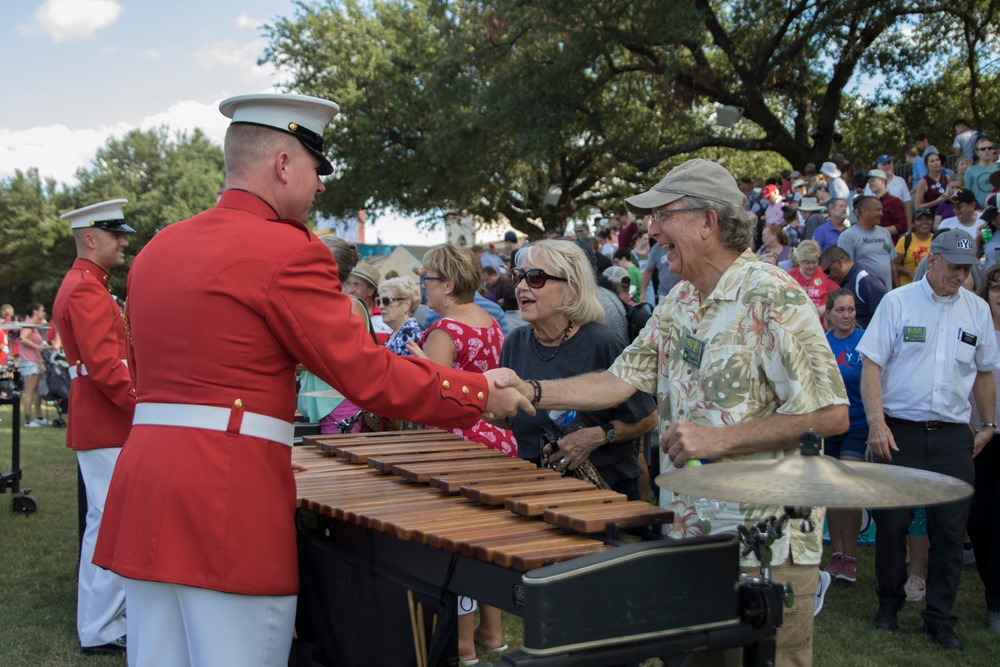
top-left (33, 0), bottom-right (124, 42)
top-left (140, 48), bottom-right (161, 61)
top-left (237, 14), bottom-right (263, 29)
top-left (0, 99), bottom-right (230, 185)
top-left (192, 39), bottom-right (277, 82)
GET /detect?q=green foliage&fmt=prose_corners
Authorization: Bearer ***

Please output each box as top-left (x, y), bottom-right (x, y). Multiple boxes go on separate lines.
top-left (0, 169), bottom-right (67, 311)
top-left (0, 129), bottom-right (224, 309)
top-left (263, 0), bottom-right (997, 237)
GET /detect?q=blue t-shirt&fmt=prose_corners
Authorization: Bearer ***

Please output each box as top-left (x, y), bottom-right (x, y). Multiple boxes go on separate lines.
top-left (826, 328), bottom-right (866, 428)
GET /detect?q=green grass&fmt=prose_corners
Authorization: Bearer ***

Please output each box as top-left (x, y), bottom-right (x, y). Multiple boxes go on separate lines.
top-left (2, 402), bottom-right (995, 666)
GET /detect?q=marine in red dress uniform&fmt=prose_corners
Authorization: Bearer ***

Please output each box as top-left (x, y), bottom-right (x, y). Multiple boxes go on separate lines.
top-left (52, 199), bottom-right (136, 655)
top-left (93, 93), bottom-right (531, 667)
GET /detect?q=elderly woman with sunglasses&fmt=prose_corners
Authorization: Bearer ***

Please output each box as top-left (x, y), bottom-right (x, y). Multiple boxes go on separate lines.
top-left (500, 240), bottom-right (657, 500)
top-left (377, 276), bottom-right (423, 356)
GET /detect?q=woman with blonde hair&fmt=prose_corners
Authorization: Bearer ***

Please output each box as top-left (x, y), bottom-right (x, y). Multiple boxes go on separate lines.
top-left (500, 240), bottom-right (656, 497)
top-left (787, 240), bottom-right (839, 325)
top-left (377, 276), bottom-right (423, 356)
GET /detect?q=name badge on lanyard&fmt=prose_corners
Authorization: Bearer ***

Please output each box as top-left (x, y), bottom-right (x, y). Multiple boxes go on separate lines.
top-left (683, 334), bottom-right (706, 368)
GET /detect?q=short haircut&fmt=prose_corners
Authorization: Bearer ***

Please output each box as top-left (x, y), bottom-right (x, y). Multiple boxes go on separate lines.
top-left (320, 236), bottom-right (360, 283)
top-left (423, 244), bottom-right (482, 304)
top-left (224, 123), bottom-right (295, 179)
top-left (378, 277), bottom-right (422, 317)
top-left (976, 135), bottom-right (994, 150)
top-left (612, 248), bottom-right (632, 262)
top-left (915, 133), bottom-right (928, 143)
top-left (481, 266), bottom-right (498, 276)
top-left (826, 197), bottom-right (847, 212)
top-left (683, 195), bottom-right (756, 251)
top-left (820, 246), bottom-right (850, 266)
top-left (794, 239), bottom-right (822, 263)
top-left (854, 195), bottom-right (878, 211)
top-left (953, 118), bottom-right (970, 131)
top-left (515, 240), bottom-right (604, 326)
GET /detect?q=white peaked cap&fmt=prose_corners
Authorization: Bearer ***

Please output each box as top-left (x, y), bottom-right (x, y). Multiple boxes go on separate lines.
top-left (219, 93), bottom-right (341, 175)
top-left (60, 198), bottom-right (134, 232)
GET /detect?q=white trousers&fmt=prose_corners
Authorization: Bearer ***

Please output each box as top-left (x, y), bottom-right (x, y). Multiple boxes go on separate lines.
top-left (124, 579), bottom-right (297, 667)
top-left (77, 447), bottom-right (127, 647)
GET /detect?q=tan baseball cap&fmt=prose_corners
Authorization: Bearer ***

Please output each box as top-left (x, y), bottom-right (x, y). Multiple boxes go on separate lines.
top-left (350, 260), bottom-right (381, 287)
top-left (624, 158), bottom-right (745, 216)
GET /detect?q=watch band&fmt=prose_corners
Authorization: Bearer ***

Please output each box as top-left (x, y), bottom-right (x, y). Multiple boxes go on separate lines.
top-left (981, 422), bottom-right (996, 429)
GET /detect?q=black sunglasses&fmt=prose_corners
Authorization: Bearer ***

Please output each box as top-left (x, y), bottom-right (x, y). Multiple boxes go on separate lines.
top-left (376, 296), bottom-right (407, 308)
top-left (510, 268), bottom-right (568, 289)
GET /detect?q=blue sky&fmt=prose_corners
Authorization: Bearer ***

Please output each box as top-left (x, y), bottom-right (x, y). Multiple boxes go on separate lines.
top-left (0, 0), bottom-right (447, 245)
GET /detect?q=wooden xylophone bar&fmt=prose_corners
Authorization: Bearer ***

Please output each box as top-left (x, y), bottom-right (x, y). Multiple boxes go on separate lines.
top-left (294, 433), bottom-right (779, 666)
top-left (295, 431), bottom-right (672, 572)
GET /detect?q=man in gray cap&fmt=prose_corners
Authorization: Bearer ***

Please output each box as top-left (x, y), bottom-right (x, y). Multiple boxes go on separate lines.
top-left (93, 93), bottom-right (532, 667)
top-left (499, 158), bottom-right (849, 666)
top-left (859, 229), bottom-right (1000, 649)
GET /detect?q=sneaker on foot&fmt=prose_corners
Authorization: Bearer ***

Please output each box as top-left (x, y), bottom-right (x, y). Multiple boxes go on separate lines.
top-left (904, 574), bottom-right (926, 602)
top-left (814, 570), bottom-right (832, 616)
top-left (837, 555), bottom-right (857, 583)
top-left (824, 553), bottom-right (843, 578)
top-left (23, 420), bottom-right (41, 428)
top-left (34, 417), bottom-right (51, 426)
top-left (963, 544), bottom-right (976, 566)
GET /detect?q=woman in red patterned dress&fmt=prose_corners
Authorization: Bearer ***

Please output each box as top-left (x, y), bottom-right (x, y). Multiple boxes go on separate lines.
top-left (411, 244), bottom-right (517, 456)
top-left (408, 243), bottom-right (514, 662)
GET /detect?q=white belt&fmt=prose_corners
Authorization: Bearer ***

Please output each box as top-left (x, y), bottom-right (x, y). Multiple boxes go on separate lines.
top-left (69, 358), bottom-right (128, 380)
top-left (132, 402), bottom-right (294, 447)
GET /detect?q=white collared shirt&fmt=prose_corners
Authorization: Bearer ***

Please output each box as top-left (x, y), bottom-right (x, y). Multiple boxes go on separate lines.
top-left (857, 277), bottom-right (1000, 422)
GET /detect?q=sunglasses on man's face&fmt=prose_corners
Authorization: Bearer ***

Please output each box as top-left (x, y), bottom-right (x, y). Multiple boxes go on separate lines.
top-left (509, 268), bottom-right (568, 289)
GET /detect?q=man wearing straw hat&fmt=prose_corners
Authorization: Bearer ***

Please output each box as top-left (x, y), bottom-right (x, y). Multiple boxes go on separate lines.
top-left (93, 93), bottom-right (532, 667)
top-left (52, 199), bottom-right (137, 656)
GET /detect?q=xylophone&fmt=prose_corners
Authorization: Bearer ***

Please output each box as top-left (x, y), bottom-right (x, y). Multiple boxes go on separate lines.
top-left (292, 432), bottom-right (783, 667)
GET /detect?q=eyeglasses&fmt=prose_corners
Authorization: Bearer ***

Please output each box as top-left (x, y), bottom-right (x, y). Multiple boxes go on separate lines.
top-left (419, 274), bottom-right (447, 288)
top-left (376, 296), bottom-right (407, 308)
top-left (510, 268), bottom-right (568, 289)
top-left (820, 259), bottom-right (841, 274)
top-left (978, 146), bottom-right (997, 151)
top-left (649, 206), bottom-right (707, 224)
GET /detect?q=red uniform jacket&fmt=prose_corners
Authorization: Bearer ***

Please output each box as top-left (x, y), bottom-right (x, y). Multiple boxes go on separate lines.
top-left (52, 259), bottom-right (136, 450)
top-left (94, 190), bottom-right (489, 595)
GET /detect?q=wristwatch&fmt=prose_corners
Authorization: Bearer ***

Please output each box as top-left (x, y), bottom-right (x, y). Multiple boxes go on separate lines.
top-left (600, 423), bottom-right (618, 444)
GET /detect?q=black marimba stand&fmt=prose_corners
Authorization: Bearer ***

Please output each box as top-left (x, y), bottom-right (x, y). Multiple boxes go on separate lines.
top-left (1, 391), bottom-right (38, 515)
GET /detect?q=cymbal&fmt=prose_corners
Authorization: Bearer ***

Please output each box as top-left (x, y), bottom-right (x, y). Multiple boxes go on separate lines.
top-left (300, 388), bottom-right (345, 399)
top-left (0, 322), bottom-right (47, 330)
top-left (655, 454), bottom-right (973, 508)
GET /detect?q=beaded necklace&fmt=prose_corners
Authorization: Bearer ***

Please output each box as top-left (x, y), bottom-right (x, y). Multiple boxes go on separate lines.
top-left (530, 321), bottom-right (574, 362)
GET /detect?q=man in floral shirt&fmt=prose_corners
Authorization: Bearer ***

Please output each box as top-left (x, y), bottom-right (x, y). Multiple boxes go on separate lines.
top-left (500, 158), bottom-right (848, 667)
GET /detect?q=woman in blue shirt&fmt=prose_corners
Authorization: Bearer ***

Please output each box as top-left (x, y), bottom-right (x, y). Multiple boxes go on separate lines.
top-left (823, 288), bottom-right (866, 584)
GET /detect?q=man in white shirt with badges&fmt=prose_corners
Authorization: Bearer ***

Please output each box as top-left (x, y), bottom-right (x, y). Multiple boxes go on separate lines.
top-left (858, 229), bottom-right (1000, 650)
